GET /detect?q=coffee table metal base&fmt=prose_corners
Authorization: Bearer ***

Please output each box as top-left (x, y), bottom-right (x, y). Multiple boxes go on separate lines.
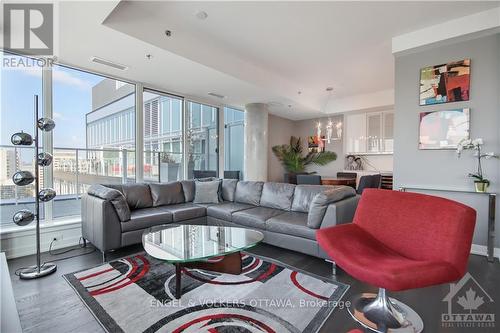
top-left (173, 251), bottom-right (243, 299)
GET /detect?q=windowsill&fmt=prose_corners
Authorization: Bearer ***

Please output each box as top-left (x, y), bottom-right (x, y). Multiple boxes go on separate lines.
top-left (0, 216), bottom-right (82, 237)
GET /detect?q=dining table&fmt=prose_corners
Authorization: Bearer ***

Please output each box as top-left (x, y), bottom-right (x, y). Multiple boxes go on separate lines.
top-left (321, 177), bottom-right (357, 188)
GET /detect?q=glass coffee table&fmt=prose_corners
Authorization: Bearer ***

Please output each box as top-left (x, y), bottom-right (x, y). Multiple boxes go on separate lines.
top-left (142, 224), bottom-right (264, 299)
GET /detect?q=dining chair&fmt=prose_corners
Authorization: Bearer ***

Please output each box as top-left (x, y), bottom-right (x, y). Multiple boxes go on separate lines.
top-left (296, 174), bottom-right (322, 185)
top-left (357, 174), bottom-right (381, 194)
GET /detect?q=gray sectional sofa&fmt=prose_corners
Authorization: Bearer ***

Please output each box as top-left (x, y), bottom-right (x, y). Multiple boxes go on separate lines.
top-left (81, 180), bottom-right (360, 260)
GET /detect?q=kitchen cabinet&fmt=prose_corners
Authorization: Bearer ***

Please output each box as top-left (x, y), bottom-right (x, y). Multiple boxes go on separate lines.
top-left (346, 110), bottom-right (394, 154)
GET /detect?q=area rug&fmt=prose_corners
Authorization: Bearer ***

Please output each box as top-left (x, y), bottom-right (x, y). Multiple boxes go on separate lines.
top-left (64, 253), bottom-right (349, 333)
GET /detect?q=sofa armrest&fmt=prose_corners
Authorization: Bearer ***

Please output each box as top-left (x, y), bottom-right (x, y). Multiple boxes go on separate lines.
top-left (81, 193), bottom-right (122, 252)
top-left (319, 195), bottom-right (360, 229)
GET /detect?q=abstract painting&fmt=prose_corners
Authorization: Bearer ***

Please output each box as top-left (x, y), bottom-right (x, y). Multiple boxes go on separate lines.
top-left (419, 59), bottom-right (470, 105)
top-left (308, 135), bottom-right (325, 152)
top-left (419, 108), bottom-right (470, 150)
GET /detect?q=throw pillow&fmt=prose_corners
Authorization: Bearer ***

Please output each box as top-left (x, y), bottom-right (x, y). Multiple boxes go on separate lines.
top-left (193, 180), bottom-right (222, 204)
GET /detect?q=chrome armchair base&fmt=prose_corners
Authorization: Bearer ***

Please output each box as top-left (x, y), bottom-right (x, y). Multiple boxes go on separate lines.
top-left (348, 288), bottom-right (423, 333)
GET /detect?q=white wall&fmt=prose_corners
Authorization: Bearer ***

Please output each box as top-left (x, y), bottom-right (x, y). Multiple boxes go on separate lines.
top-left (394, 33), bottom-right (500, 249)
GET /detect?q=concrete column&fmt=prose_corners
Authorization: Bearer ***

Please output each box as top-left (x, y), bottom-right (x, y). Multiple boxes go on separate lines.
top-left (244, 103), bottom-right (269, 181)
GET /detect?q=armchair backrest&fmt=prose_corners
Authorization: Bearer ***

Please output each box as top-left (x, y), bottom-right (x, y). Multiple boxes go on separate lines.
top-left (353, 189), bottom-right (476, 276)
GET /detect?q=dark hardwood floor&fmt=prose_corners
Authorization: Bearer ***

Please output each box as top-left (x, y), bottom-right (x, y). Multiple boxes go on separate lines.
top-left (7, 243), bottom-right (500, 333)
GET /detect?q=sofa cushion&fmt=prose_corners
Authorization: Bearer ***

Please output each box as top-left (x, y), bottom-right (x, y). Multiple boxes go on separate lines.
top-left (194, 180), bottom-right (222, 204)
top-left (232, 207), bottom-right (284, 229)
top-left (291, 185), bottom-right (332, 212)
top-left (180, 180), bottom-right (195, 202)
top-left (260, 182), bottom-right (295, 211)
top-left (121, 208), bottom-right (173, 233)
top-left (222, 179), bottom-right (238, 202)
top-left (234, 181), bottom-right (264, 206)
top-left (159, 203), bottom-right (206, 222)
top-left (88, 184), bottom-right (131, 222)
top-left (308, 187), bottom-right (357, 228)
top-left (121, 184), bottom-right (153, 209)
top-left (266, 212), bottom-right (316, 240)
top-left (149, 182), bottom-right (185, 207)
top-left (207, 202), bottom-right (255, 220)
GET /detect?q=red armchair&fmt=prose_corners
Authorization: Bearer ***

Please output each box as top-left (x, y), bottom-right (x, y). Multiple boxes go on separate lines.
top-left (317, 189), bottom-right (476, 333)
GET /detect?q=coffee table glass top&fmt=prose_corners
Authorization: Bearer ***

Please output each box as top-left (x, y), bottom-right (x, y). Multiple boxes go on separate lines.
top-left (142, 224), bottom-right (264, 263)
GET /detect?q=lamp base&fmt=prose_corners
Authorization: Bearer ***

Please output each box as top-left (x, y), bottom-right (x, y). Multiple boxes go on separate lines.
top-left (348, 289), bottom-right (423, 333)
top-left (19, 263), bottom-right (57, 279)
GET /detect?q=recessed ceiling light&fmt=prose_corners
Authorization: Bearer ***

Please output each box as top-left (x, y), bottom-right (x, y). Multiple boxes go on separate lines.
top-left (196, 11), bottom-right (208, 20)
top-left (326, 87), bottom-right (334, 92)
top-left (165, 30), bottom-right (172, 37)
top-left (145, 54), bottom-right (153, 60)
top-left (297, 91), bottom-right (302, 95)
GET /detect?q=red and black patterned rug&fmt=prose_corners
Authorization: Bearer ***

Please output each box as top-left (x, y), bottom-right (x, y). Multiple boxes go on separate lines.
top-left (64, 253), bottom-right (349, 333)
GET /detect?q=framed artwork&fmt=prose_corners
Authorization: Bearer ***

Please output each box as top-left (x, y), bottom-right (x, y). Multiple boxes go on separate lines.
top-left (419, 59), bottom-right (470, 105)
top-left (308, 135), bottom-right (325, 152)
top-left (418, 108), bottom-right (470, 150)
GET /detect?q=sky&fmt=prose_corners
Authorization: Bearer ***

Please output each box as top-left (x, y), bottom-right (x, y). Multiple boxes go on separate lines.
top-left (1, 54), bottom-right (104, 149)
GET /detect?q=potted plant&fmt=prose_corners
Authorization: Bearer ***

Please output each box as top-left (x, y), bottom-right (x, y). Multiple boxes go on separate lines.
top-left (159, 152), bottom-right (180, 182)
top-left (457, 138), bottom-right (498, 192)
top-left (272, 136), bottom-right (337, 184)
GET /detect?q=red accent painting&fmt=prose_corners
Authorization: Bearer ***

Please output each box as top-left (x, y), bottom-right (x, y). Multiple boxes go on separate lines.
top-left (419, 59), bottom-right (470, 105)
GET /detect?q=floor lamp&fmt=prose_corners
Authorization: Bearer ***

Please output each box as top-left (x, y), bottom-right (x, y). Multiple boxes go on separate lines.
top-left (11, 95), bottom-right (57, 279)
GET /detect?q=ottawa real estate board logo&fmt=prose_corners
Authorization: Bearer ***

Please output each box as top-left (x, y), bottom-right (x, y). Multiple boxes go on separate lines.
top-left (442, 272), bottom-right (495, 329)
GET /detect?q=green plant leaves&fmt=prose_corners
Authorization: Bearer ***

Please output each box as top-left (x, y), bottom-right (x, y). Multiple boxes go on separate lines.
top-left (272, 136), bottom-right (337, 173)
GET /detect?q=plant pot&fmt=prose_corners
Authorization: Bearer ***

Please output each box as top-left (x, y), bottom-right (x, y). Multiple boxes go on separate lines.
top-left (284, 172), bottom-right (308, 184)
top-left (160, 163), bottom-right (180, 182)
top-left (474, 181), bottom-right (489, 193)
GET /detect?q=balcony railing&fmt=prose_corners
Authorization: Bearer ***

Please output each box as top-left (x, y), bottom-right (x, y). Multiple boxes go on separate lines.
top-left (0, 145), bottom-right (215, 226)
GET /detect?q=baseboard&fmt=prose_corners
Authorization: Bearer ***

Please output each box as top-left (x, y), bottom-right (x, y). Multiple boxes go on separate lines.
top-left (470, 244), bottom-right (500, 259)
top-left (1, 221), bottom-right (82, 259)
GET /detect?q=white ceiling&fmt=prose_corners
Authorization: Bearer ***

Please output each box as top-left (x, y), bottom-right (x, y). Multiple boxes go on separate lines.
top-left (3, 1), bottom-right (499, 120)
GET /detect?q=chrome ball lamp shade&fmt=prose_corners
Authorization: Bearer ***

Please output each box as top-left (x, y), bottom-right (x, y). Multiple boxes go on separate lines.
top-left (37, 118), bottom-right (56, 132)
top-left (37, 152), bottom-right (53, 166)
top-left (13, 210), bottom-right (35, 226)
top-left (12, 171), bottom-right (35, 186)
top-left (13, 95), bottom-right (58, 279)
top-left (38, 188), bottom-right (56, 202)
top-left (11, 132), bottom-right (33, 146)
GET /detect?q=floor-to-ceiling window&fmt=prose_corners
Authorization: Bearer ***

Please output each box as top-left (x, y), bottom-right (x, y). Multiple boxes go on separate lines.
top-left (186, 101), bottom-right (219, 179)
top-left (0, 53), bottom-right (137, 226)
top-left (0, 52), bottom-right (43, 226)
top-left (143, 89), bottom-right (183, 182)
top-left (224, 107), bottom-right (244, 179)
top-left (52, 65), bottom-right (136, 219)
